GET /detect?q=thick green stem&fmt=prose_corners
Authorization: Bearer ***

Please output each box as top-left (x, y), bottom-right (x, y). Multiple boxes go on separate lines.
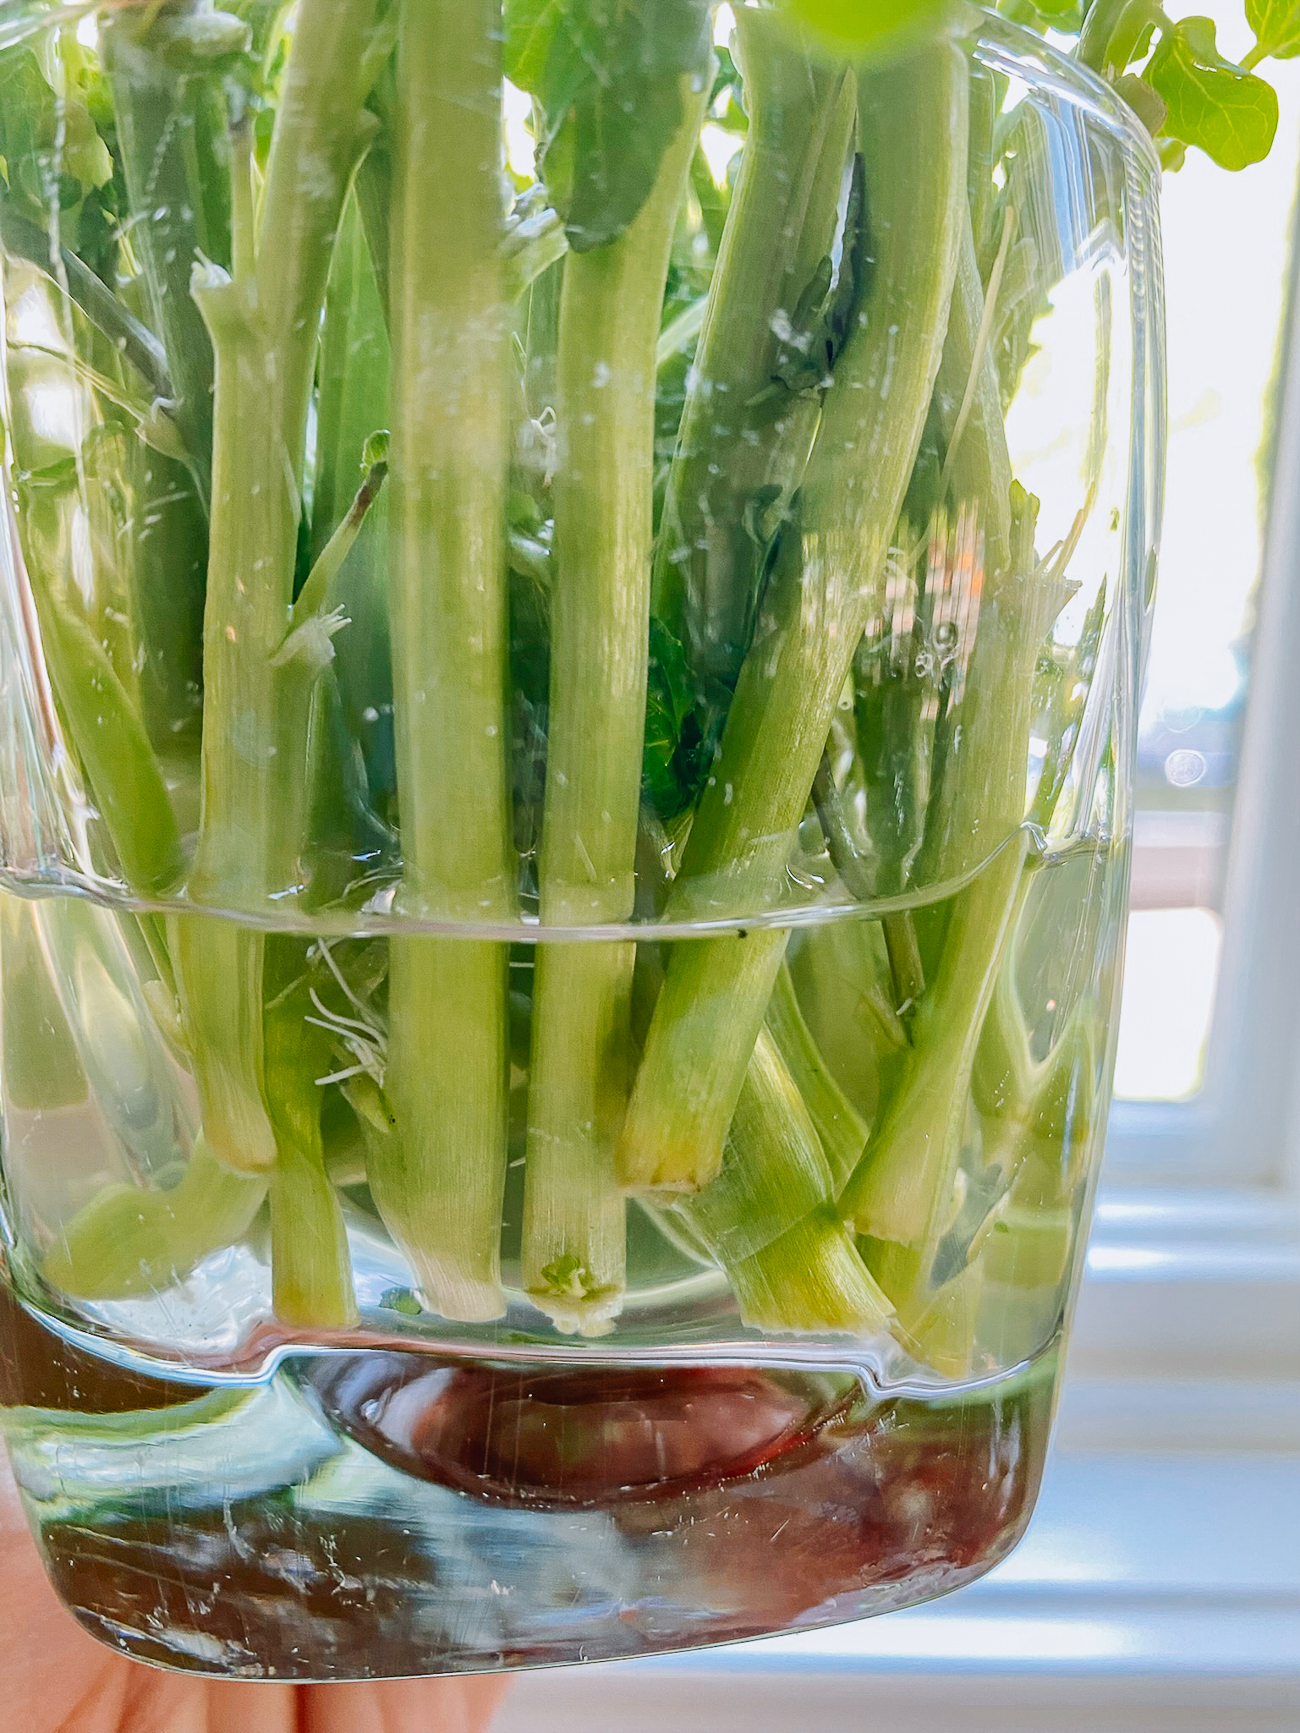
top-left (42, 1135), bottom-right (266, 1302)
top-left (671, 1027), bottom-right (891, 1334)
top-left (374, 0), bottom-right (514, 1322)
top-left (619, 41), bottom-right (969, 1194)
top-left (262, 941), bottom-right (357, 1329)
top-left (933, 213), bottom-right (1014, 584)
top-left (653, 7), bottom-right (856, 702)
top-left (841, 837), bottom-right (1031, 1244)
top-left (522, 88), bottom-right (703, 1336)
top-left (179, 0), bottom-right (378, 1176)
top-left (764, 960), bottom-right (868, 1189)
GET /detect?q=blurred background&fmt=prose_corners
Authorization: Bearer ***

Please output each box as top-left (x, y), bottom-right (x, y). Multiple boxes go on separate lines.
top-left (493, 5), bottom-right (1300, 1728)
top-left (1118, 8), bottom-right (1297, 1105)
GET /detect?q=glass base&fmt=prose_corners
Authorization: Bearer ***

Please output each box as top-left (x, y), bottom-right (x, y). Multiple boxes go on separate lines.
top-left (1, 1293), bottom-right (1053, 1680)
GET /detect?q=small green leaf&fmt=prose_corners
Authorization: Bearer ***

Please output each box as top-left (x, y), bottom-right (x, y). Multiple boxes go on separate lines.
top-left (504, 0), bottom-right (567, 91)
top-left (643, 616), bottom-right (707, 818)
top-left (506, 0), bottom-right (713, 252)
top-left (1113, 71), bottom-right (1167, 138)
top-left (1147, 17), bottom-right (1278, 170)
top-left (1248, 0), bottom-right (1300, 60)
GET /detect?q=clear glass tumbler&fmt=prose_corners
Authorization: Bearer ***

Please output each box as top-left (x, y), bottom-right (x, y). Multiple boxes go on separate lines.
top-left (0, 0), bottom-right (1162, 1679)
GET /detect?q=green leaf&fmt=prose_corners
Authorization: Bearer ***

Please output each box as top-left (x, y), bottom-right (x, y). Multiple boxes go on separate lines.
top-left (505, 0), bottom-right (713, 252)
top-left (1147, 17), bottom-right (1278, 170)
top-left (1030, 0), bottom-right (1086, 23)
top-left (770, 152), bottom-right (866, 394)
top-left (642, 615), bottom-right (708, 819)
top-left (1248, 0), bottom-right (1300, 60)
top-left (1114, 70), bottom-right (1167, 137)
top-left (777, 0), bottom-right (958, 53)
top-left (504, 0), bottom-right (568, 90)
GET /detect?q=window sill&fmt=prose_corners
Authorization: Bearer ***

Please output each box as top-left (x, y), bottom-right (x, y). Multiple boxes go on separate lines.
top-left (1071, 1184), bottom-right (1300, 1376)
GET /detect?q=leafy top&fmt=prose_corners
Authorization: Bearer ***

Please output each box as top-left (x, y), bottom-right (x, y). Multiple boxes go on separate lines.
top-left (781, 0), bottom-right (1291, 174)
top-left (1148, 15), bottom-right (1278, 170)
top-left (504, 0), bottom-right (713, 252)
top-left (1247, 0), bottom-right (1300, 61)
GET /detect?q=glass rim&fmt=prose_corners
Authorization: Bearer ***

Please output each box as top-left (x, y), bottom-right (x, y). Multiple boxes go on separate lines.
top-left (968, 5), bottom-right (1162, 184)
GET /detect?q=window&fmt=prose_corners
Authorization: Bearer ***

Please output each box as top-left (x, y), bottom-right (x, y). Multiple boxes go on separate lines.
top-left (1115, 39), bottom-right (1300, 1124)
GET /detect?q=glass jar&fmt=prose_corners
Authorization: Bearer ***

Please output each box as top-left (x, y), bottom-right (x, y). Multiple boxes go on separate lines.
top-left (0, 0), bottom-right (1162, 1680)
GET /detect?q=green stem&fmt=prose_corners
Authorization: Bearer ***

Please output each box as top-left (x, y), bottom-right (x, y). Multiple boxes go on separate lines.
top-left (521, 85), bottom-right (703, 1336)
top-left (882, 913), bottom-right (926, 1010)
top-left (353, 142), bottom-right (393, 333)
top-left (43, 1136), bottom-right (266, 1301)
top-left (1088, 0), bottom-right (1167, 74)
top-left (786, 915), bottom-right (907, 1126)
top-left (933, 212), bottom-right (1014, 584)
top-left (619, 40), bottom-right (969, 1194)
top-left (123, 442), bottom-right (207, 769)
top-left (178, 0), bottom-right (378, 1177)
top-left (919, 488), bottom-right (1059, 886)
top-left (262, 942), bottom-right (357, 1328)
top-left (841, 837), bottom-right (1031, 1244)
top-left (811, 750), bottom-right (925, 1005)
top-left (310, 194), bottom-right (391, 566)
top-left (374, 0), bottom-right (515, 1322)
top-left (671, 1028), bottom-right (891, 1335)
top-left (763, 961), bottom-right (867, 1189)
top-left (308, 190), bottom-right (394, 837)
top-left (653, 6), bottom-right (856, 703)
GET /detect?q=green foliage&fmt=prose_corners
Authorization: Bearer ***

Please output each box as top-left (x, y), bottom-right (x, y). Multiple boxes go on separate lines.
top-left (1248, 0), bottom-right (1300, 60)
top-left (0, 43), bottom-right (111, 220)
top-left (1008, 0), bottom-right (1297, 174)
top-left (504, 0), bottom-right (713, 251)
top-left (643, 617), bottom-right (711, 819)
top-left (1147, 16), bottom-right (1278, 169)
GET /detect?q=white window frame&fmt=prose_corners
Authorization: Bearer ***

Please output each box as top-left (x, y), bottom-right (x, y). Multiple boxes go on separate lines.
top-left (1105, 220), bottom-right (1300, 1205)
